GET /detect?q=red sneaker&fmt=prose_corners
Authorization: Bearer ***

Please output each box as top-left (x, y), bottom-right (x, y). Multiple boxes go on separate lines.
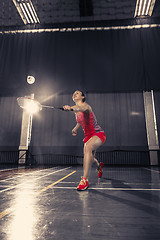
top-left (97, 162), bottom-right (104, 178)
top-left (77, 177), bottom-right (89, 191)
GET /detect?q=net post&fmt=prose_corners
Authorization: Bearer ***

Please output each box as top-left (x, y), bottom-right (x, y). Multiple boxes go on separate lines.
top-left (18, 93), bottom-right (34, 165)
top-left (18, 146), bottom-right (28, 165)
top-left (143, 91), bottom-right (159, 165)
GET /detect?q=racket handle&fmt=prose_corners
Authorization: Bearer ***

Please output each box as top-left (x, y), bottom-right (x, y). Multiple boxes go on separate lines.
top-left (59, 107), bottom-right (73, 111)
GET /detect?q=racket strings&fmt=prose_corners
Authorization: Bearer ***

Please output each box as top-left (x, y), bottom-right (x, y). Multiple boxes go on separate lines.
top-left (17, 96), bottom-right (65, 113)
top-left (17, 97), bottom-right (42, 113)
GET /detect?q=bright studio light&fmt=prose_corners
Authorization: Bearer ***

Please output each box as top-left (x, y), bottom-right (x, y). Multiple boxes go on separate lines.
top-left (12, 0), bottom-right (40, 25)
top-left (24, 100), bottom-right (40, 114)
top-left (134, 0), bottom-right (156, 17)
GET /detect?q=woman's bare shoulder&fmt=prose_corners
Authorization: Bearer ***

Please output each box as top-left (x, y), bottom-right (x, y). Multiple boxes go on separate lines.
top-left (84, 103), bottom-right (92, 113)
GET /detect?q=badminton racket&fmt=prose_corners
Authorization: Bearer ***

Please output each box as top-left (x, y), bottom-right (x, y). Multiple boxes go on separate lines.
top-left (17, 96), bottom-right (73, 113)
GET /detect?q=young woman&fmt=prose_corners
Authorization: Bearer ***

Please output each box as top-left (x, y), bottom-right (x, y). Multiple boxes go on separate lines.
top-left (63, 90), bottom-right (106, 191)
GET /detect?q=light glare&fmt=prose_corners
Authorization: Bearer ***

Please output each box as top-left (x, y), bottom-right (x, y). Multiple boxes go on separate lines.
top-left (131, 111), bottom-right (141, 116)
top-left (9, 182), bottom-right (37, 240)
top-left (25, 100), bottom-right (40, 114)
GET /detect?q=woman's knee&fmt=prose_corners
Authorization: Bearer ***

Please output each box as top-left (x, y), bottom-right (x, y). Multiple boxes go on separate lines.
top-left (84, 143), bottom-right (93, 155)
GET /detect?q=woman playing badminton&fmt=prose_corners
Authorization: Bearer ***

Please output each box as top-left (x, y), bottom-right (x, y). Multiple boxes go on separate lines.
top-left (63, 90), bottom-right (106, 191)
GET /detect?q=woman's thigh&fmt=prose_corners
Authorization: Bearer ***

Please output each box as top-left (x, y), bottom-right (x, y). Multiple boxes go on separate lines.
top-left (84, 135), bottom-right (103, 154)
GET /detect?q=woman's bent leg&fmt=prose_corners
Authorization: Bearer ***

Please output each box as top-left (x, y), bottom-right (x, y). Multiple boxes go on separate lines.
top-left (83, 136), bottom-right (103, 179)
top-left (77, 136), bottom-right (103, 190)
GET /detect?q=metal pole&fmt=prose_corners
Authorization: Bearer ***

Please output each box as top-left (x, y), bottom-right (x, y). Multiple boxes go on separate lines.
top-left (18, 93), bottom-right (34, 164)
top-left (143, 91), bottom-right (159, 165)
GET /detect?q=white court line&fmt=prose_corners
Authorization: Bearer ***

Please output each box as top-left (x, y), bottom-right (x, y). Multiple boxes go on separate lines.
top-left (50, 186), bottom-right (160, 191)
top-left (0, 185), bottom-right (15, 188)
top-left (89, 187), bottom-right (160, 191)
top-left (57, 181), bottom-right (79, 184)
top-left (57, 181), bottom-right (160, 185)
top-left (0, 186), bottom-right (18, 193)
top-left (0, 166), bottom-right (59, 182)
top-left (143, 167), bottom-right (160, 173)
top-left (33, 166), bottom-right (71, 180)
top-left (0, 166), bottom-right (72, 193)
top-left (0, 166), bottom-right (25, 172)
top-left (56, 181), bottom-right (160, 186)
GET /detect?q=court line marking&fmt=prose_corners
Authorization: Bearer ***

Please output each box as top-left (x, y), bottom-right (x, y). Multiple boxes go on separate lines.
top-left (0, 166), bottom-right (63, 182)
top-left (33, 167), bottom-right (72, 180)
top-left (0, 208), bottom-right (13, 219)
top-left (0, 169), bottom-right (76, 219)
top-left (54, 181), bottom-right (160, 188)
top-left (143, 167), bottom-right (160, 173)
top-left (39, 170), bottom-right (76, 193)
top-left (0, 166), bottom-right (25, 172)
top-left (90, 187), bottom-right (160, 191)
top-left (55, 181), bottom-right (160, 185)
top-left (0, 166), bottom-right (72, 193)
top-left (0, 167), bottom-right (55, 182)
top-left (48, 186), bottom-right (160, 191)
top-left (0, 186), bottom-right (18, 193)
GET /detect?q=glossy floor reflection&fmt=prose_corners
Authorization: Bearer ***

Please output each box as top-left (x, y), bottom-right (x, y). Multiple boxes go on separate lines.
top-left (0, 165), bottom-right (160, 240)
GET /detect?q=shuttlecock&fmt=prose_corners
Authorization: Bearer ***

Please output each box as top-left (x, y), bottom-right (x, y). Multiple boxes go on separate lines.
top-left (27, 76), bottom-right (35, 84)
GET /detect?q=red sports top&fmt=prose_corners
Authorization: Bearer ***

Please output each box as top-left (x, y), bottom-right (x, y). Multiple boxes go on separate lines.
top-left (76, 111), bottom-right (103, 138)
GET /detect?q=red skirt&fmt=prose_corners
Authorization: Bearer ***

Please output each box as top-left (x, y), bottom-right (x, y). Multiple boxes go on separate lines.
top-left (83, 131), bottom-right (106, 144)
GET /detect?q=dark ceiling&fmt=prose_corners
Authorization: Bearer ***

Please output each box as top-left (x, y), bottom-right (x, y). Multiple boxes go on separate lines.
top-left (0, 0), bottom-right (160, 29)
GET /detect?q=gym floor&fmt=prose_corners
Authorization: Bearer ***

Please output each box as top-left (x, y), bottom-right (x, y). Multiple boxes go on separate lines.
top-left (0, 165), bottom-right (160, 240)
